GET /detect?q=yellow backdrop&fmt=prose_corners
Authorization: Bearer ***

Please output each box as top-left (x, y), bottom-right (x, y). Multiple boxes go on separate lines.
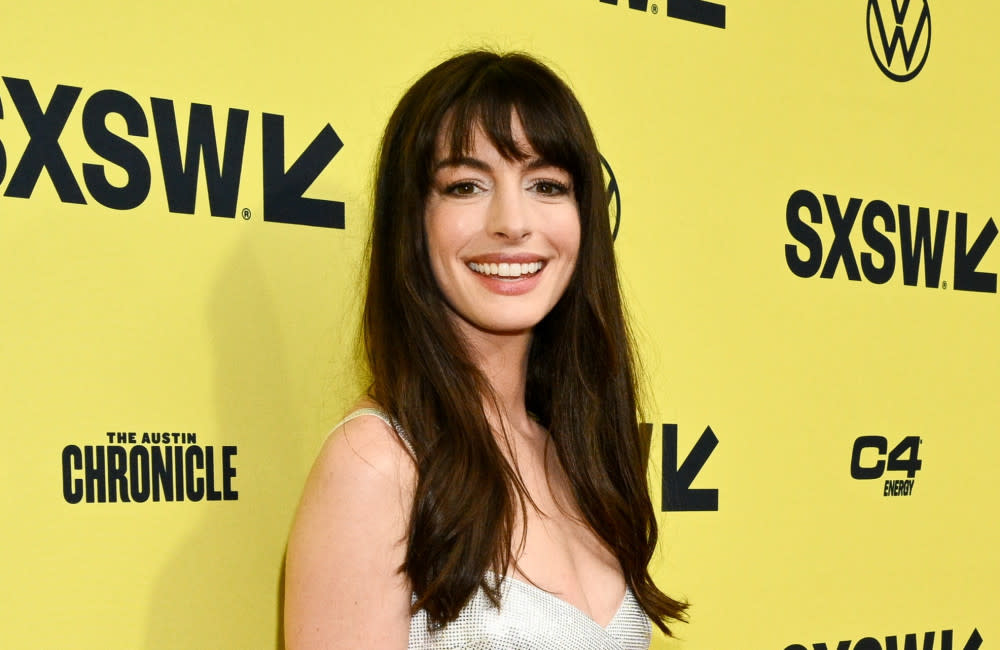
top-left (1, 1), bottom-right (995, 648)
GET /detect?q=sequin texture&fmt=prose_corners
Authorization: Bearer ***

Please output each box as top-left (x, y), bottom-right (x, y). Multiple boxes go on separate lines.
top-left (408, 575), bottom-right (651, 649)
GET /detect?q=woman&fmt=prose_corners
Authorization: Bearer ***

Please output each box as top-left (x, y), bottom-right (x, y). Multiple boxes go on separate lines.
top-left (285, 50), bottom-right (686, 648)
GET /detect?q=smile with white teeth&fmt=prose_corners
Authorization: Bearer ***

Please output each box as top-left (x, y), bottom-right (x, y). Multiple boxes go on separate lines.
top-left (468, 261), bottom-right (544, 278)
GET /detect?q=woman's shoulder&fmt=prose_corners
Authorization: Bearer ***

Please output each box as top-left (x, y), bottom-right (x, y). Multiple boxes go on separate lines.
top-left (294, 398), bottom-right (416, 544)
top-left (284, 399), bottom-right (415, 647)
top-left (320, 399), bottom-right (416, 482)
top-left (295, 397), bottom-right (416, 535)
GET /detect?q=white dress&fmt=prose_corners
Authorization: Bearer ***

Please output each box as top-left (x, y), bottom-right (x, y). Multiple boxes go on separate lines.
top-left (338, 409), bottom-right (653, 650)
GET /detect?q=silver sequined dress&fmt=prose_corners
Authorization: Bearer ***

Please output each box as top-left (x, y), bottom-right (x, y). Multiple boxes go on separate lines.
top-left (339, 409), bottom-right (653, 650)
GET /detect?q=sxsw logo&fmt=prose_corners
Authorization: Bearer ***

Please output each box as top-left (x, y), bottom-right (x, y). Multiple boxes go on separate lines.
top-left (786, 628), bottom-right (983, 650)
top-left (599, 0), bottom-right (726, 29)
top-left (867, 0), bottom-right (931, 81)
top-left (0, 76), bottom-right (344, 228)
top-left (647, 423), bottom-right (719, 512)
top-left (784, 190), bottom-right (998, 294)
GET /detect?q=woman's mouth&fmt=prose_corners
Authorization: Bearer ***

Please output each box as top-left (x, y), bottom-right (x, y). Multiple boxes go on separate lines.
top-left (467, 261), bottom-right (544, 279)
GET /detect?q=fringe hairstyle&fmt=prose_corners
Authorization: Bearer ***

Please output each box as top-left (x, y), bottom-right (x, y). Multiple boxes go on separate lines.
top-left (362, 50), bottom-right (687, 634)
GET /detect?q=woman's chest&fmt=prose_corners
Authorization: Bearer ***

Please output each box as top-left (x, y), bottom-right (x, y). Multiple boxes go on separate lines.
top-left (508, 474), bottom-right (626, 628)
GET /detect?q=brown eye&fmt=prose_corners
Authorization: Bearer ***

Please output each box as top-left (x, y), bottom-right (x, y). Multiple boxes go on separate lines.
top-left (445, 182), bottom-right (481, 196)
top-left (531, 180), bottom-right (569, 196)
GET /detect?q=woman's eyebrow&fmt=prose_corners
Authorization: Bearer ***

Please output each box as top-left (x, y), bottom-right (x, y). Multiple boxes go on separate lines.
top-left (433, 156), bottom-right (559, 172)
top-left (522, 157), bottom-right (558, 171)
top-left (433, 156), bottom-right (490, 172)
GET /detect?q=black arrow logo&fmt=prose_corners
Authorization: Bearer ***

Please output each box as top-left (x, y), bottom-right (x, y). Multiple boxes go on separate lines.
top-left (262, 114), bottom-right (344, 228)
top-left (954, 213), bottom-right (997, 293)
top-left (964, 628), bottom-right (983, 650)
top-left (659, 423), bottom-right (719, 512)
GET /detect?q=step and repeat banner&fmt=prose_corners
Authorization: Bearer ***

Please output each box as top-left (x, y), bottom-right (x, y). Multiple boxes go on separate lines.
top-left (1, 1), bottom-right (995, 648)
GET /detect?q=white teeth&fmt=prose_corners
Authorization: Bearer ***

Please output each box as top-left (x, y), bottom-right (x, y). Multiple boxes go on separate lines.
top-left (468, 261), bottom-right (544, 278)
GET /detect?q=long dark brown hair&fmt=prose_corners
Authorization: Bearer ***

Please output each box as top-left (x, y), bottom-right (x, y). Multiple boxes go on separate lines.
top-left (362, 50), bottom-right (686, 634)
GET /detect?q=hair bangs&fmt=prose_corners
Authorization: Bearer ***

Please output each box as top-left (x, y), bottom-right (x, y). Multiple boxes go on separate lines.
top-left (437, 58), bottom-right (588, 187)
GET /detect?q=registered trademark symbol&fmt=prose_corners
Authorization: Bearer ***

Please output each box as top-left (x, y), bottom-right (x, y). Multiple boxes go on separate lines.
top-left (242, 208), bottom-right (252, 220)
top-left (651, 3), bottom-right (658, 13)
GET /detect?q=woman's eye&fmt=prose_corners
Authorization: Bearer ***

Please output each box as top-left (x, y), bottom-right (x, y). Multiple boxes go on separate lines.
top-left (445, 182), bottom-right (481, 196)
top-left (531, 180), bottom-right (569, 196)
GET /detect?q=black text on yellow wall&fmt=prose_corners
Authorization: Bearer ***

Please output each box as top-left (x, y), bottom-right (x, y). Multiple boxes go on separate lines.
top-left (0, 76), bottom-right (344, 228)
top-left (785, 189), bottom-right (997, 294)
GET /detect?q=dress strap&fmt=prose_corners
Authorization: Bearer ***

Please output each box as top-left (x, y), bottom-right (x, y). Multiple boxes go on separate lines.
top-left (336, 407), bottom-right (416, 459)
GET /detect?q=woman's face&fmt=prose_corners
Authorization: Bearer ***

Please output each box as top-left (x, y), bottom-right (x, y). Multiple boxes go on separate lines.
top-left (424, 116), bottom-right (581, 338)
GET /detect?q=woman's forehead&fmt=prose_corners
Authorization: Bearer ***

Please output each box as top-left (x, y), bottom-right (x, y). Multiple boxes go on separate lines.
top-left (434, 111), bottom-right (539, 163)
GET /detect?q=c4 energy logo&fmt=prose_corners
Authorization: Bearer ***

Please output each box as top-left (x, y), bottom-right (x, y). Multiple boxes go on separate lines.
top-left (850, 435), bottom-right (922, 497)
top-left (0, 76), bottom-right (344, 228)
top-left (647, 422), bottom-right (719, 512)
top-left (786, 627), bottom-right (983, 650)
top-left (61, 431), bottom-right (239, 504)
top-left (784, 190), bottom-right (998, 294)
top-left (867, 0), bottom-right (932, 81)
top-left (598, 0), bottom-right (726, 29)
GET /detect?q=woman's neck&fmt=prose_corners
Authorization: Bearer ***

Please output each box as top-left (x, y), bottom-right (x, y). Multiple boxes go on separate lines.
top-left (455, 321), bottom-right (538, 441)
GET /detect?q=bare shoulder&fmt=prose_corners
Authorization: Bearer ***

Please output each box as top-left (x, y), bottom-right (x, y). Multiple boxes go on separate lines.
top-left (299, 405), bottom-right (416, 525)
top-left (323, 405), bottom-right (415, 484)
top-left (284, 404), bottom-right (416, 649)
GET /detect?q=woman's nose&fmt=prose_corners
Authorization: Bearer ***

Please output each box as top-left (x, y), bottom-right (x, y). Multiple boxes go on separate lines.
top-left (487, 185), bottom-right (531, 240)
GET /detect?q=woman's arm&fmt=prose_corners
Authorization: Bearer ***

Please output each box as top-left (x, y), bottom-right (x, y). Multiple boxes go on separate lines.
top-left (284, 415), bottom-right (415, 649)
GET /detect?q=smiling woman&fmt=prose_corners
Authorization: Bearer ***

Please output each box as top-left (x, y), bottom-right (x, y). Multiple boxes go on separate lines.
top-left (284, 50), bottom-right (686, 649)
top-left (425, 117), bottom-right (581, 335)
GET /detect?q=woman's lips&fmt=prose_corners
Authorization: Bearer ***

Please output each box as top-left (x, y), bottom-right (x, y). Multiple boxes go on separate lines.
top-left (465, 258), bottom-right (546, 295)
top-left (467, 260), bottom-right (544, 278)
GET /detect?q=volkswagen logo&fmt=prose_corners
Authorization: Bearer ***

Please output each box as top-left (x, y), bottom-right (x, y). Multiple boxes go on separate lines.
top-left (867, 0), bottom-right (932, 82)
